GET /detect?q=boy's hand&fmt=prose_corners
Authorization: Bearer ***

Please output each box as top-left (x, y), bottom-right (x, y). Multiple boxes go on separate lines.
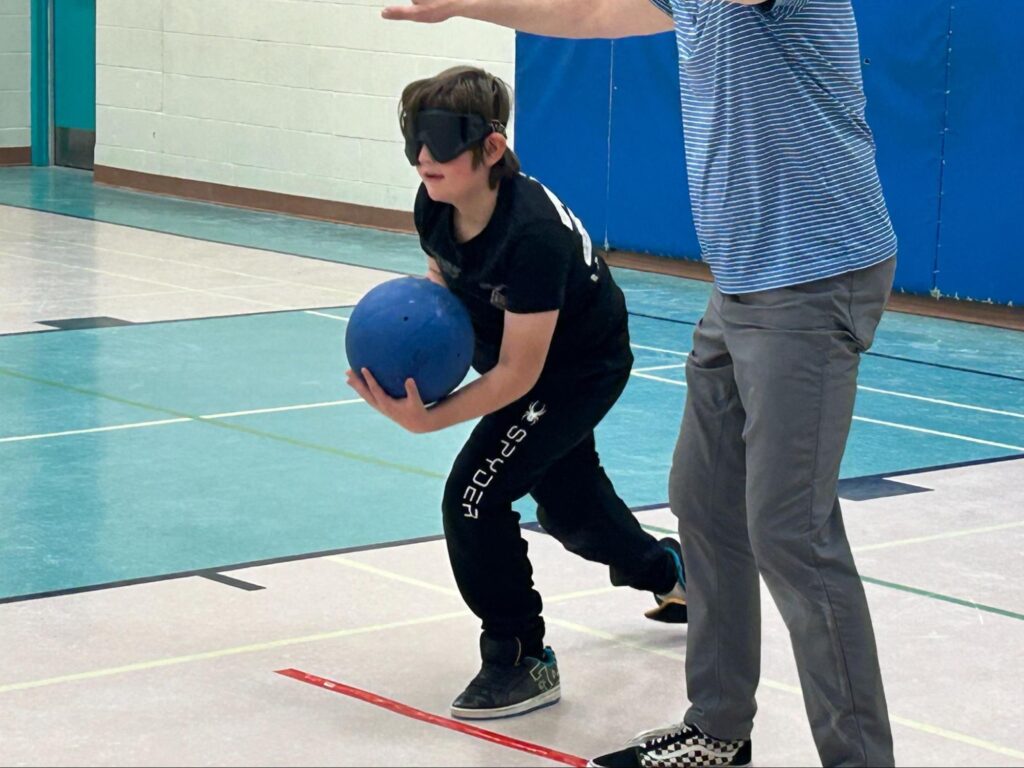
top-left (346, 368), bottom-right (437, 434)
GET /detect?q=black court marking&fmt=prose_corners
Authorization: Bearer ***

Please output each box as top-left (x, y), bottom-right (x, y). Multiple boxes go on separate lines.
top-left (631, 502), bottom-right (673, 513)
top-left (838, 476), bottom-right (931, 502)
top-left (0, 534), bottom-right (447, 605)
top-left (865, 352), bottom-right (1024, 384)
top-left (199, 572), bottom-right (265, 591)
top-left (0, 196), bottom-right (413, 277)
top-left (2, 304), bottom-right (355, 337)
top-left (1, 454), bottom-right (1020, 606)
top-left (628, 310), bottom-right (697, 327)
top-left (37, 316), bottom-right (133, 330)
top-left (8, 196), bottom-right (1020, 382)
top-left (877, 451), bottom-right (1024, 479)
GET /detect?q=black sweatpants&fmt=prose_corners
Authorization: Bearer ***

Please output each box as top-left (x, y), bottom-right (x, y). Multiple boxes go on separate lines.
top-left (441, 364), bottom-right (677, 655)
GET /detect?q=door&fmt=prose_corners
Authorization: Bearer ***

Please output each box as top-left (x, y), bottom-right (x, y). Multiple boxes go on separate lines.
top-left (52, 0), bottom-right (96, 169)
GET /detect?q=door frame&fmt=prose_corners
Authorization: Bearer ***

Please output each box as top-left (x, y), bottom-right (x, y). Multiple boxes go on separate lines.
top-left (30, 0), bottom-right (51, 166)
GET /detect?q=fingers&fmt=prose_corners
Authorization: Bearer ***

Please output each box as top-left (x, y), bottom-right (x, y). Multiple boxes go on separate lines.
top-left (381, 0), bottom-right (445, 23)
top-left (345, 368), bottom-right (362, 392)
top-left (346, 368), bottom-right (378, 408)
top-left (404, 377), bottom-right (423, 404)
top-left (381, 5), bottom-right (418, 20)
top-left (361, 368), bottom-right (391, 404)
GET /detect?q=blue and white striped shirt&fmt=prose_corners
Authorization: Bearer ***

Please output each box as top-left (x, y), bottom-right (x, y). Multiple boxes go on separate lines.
top-left (648, 0), bottom-right (898, 293)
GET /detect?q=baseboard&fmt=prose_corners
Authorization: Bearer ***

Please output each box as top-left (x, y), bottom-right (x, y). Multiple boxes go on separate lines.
top-left (604, 250), bottom-right (1023, 331)
top-left (0, 146), bottom-right (32, 166)
top-left (92, 165), bottom-right (415, 234)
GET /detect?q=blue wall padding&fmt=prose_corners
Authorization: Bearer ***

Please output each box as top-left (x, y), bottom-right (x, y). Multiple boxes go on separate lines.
top-left (934, 3), bottom-right (1024, 305)
top-left (514, 1), bottom-right (1023, 304)
top-left (857, 0), bottom-right (950, 296)
top-left (514, 34), bottom-right (612, 244)
top-left (606, 34), bottom-right (697, 258)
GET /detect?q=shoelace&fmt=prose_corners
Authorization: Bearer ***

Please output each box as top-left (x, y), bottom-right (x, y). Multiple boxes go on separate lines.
top-left (643, 728), bottom-right (690, 750)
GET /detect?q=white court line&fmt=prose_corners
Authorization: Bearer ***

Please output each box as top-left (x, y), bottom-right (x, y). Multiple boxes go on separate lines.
top-left (0, 306), bottom-right (365, 445)
top-left (631, 342), bottom-right (687, 357)
top-left (0, 418), bottom-right (191, 443)
top-left (632, 342), bottom-right (1024, 418)
top-left (0, 399), bottom-right (365, 444)
top-left (858, 385), bottom-right (1024, 420)
top-left (629, 345), bottom-right (1024, 451)
top-left (630, 370), bottom-right (687, 387)
top-left (632, 363), bottom-right (686, 373)
top-left (852, 417), bottom-right (1024, 452)
top-left (326, 556), bottom-right (1024, 762)
top-left (0, 289), bottom-right (186, 309)
top-left (0, 249), bottom-right (353, 314)
top-left (305, 311), bottom-right (349, 321)
top-left (202, 399), bottom-right (362, 420)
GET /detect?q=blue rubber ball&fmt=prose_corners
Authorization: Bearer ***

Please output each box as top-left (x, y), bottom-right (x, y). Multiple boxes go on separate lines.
top-left (345, 277), bottom-right (475, 403)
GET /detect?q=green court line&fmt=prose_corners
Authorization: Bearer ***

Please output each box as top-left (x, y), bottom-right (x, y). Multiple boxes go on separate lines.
top-left (0, 366), bottom-right (444, 480)
top-left (640, 525), bottom-right (1024, 621)
top-left (860, 576), bottom-right (1024, 621)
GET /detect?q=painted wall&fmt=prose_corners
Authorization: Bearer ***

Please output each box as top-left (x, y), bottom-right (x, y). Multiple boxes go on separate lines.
top-left (54, 0), bottom-right (96, 131)
top-left (0, 0), bottom-right (31, 149)
top-left (94, 0), bottom-right (515, 212)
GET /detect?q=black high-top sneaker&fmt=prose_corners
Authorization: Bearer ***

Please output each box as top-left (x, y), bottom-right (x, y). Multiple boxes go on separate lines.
top-left (645, 537), bottom-right (688, 624)
top-left (450, 634), bottom-right (560, 720)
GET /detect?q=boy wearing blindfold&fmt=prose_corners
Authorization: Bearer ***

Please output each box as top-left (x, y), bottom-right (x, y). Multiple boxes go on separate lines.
top-left (346, 66), bottom-right (687, 721)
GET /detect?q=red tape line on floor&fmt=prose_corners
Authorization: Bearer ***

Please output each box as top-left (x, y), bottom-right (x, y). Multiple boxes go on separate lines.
top-left (276, 668), bottom-right (588, 766)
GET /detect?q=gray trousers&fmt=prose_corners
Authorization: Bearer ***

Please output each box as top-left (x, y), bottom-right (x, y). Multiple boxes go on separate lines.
top-left (669, 258), bottom-right (896, 767)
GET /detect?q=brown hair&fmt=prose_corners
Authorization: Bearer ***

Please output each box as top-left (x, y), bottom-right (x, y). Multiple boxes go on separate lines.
top-left (399, 66), bottom-right (520, 189)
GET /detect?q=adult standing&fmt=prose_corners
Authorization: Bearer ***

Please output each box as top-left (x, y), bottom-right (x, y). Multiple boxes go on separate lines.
top-left (382, 1), bottom-right (897, 765)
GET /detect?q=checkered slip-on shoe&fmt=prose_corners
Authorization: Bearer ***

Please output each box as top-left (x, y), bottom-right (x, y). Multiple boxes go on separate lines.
top-left (588, 722), bottom-right (751, 767)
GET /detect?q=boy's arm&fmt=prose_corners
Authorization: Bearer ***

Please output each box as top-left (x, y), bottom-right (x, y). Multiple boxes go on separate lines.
top-left (425, 257), bottom-right (446, 287)
top-left (347, 309), bottom-right (557, 433)
top-left (423, 309), bottom-right (557, 430)
top-left (382, 0), bottom-right (674, 40)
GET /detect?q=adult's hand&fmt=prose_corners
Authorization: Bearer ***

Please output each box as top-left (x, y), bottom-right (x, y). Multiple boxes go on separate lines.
top-left (382, 0), bottom-right (458, 24)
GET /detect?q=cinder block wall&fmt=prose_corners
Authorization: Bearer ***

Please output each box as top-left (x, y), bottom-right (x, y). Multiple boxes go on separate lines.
top-left (0, 0), bottom-right (31, 153)
top-left (94, 0), bottom-right (515, 214)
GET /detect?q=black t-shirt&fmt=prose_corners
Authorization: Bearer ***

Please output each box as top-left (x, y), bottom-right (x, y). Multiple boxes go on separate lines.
top-left (414, 174), bottom-right (632, 380)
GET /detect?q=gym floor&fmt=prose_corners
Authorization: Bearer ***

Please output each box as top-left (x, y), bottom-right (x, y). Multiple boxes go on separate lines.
top-left (1, 168), bottom-right (1022, 766)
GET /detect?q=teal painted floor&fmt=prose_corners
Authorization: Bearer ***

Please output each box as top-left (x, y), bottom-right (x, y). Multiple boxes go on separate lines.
top-left (1, 168), bottom-right (1022, 600)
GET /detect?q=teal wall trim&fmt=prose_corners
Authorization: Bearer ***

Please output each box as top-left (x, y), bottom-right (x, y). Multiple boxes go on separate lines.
top-left (30, 0), bottom-right (50, 166)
